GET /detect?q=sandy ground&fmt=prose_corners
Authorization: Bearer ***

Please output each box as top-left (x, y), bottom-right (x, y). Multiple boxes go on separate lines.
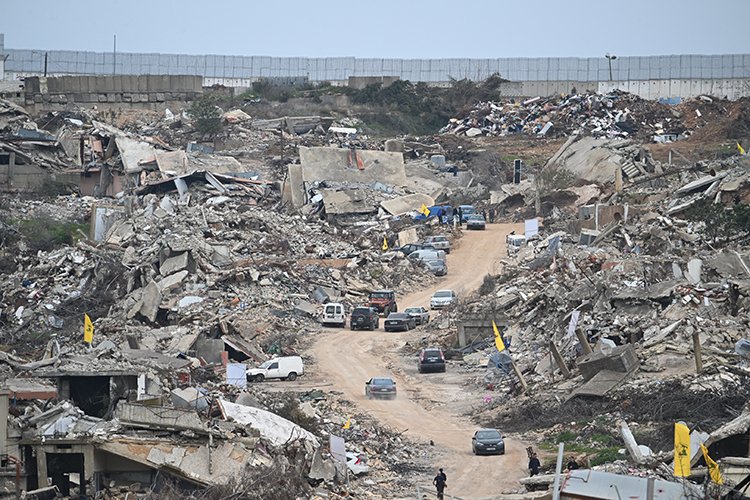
top-left (311, 223), bottom-right (528, 499)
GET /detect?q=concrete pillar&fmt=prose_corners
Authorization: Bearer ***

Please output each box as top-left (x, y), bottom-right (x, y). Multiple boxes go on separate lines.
top-left (36, 449), bottom-right (48, 488)
top-left (0, 390), bottom-right (8, 456)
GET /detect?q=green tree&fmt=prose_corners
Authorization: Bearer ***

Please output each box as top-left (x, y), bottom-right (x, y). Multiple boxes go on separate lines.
top-left (188, 94), bottom-right (222, 136)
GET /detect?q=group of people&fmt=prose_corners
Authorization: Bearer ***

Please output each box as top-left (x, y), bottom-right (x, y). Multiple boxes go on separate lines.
top-left (431, 454), bottom-right (581, 497)
top-left (447, 206), bottom-right (497, 228)
top-left (528, 453), bottom-right (580, 476)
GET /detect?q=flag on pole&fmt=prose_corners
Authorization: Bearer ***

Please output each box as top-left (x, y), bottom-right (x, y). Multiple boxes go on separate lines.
top-left (492, 320), bottom-right (506, 352)
top-left (83, 313), bottom-right (94, 344)
top-left (674, 422), bottom-right (691, 477)
top-left (382, 237), bottom-right (389, 251)
top-left (700, 444), bottom-right (723, 484)
top-left (342, 417), bottom-right (351, 430)
top-left (419, 203), bottom-right (430, 217)
top-left (738, 143), bottom-right (746, 155)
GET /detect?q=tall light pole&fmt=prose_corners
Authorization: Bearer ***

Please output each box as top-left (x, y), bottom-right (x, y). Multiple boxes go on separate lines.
top-left (605, 53), bottom-right (617, 81)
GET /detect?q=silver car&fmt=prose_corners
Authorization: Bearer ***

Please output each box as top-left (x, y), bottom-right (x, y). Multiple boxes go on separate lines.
top-left (430, 289), bottom-right (457, 309)
top-left (404, 306), bottom-right (430, 325)
top-left (466, 214), bottom-right (486, 230)
top-left (423, 235), bottom-right (451, 254)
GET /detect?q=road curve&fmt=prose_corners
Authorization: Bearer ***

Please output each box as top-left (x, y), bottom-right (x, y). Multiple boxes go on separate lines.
top-left (312, 223), bottom-right (526, 499)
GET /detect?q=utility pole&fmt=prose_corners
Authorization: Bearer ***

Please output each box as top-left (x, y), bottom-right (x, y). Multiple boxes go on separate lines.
top-left (113, 35), bottom-right (117, 75)
top-left (605, 53), bottom-right (617, 82)
top-left (43, 52), bottom-right (48, 77)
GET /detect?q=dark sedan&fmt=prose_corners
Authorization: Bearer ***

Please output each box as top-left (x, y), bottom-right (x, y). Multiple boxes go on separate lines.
top-left (365, 377), bottom-right (396, 400)
top-left (384, 312), bottom-right (416, 332)
top-left (472, 428), bottom-right (505, 455)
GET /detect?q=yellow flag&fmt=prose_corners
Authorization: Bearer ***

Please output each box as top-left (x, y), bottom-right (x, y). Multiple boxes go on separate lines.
top-left (382, 237), bottom-right (389, 251)
top-left (83, 314), bottom-right (94, 344)
top-left (738, 143), bottom-right (746, 155)
top-left (419, 203), bottom-right (430, 217)
top-left (674, 422), bottom-right (691, 477)
top-left (700, 444), bottom-right (723, 484)
top-left (492, 320), bottom-right (506, 352)
top-left (342, 418), bottom-right (351, 430)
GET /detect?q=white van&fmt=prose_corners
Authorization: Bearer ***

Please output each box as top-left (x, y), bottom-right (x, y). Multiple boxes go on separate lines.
top-left (321, 302), bottom-right (346, 327)
top-left (407, 249), bottom-right (447, 263)
top-left (247, 356), bottom-right (304, 382)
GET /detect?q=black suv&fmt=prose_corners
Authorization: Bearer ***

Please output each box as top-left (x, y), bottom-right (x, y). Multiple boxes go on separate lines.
top-left (350, 307), bottom-right (380, 331)
top-left (418, 347), bottom-right (446, 373)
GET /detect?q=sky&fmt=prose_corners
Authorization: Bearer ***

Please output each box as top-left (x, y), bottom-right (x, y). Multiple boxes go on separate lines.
top-left (2, 0), bottom-right (749, 59)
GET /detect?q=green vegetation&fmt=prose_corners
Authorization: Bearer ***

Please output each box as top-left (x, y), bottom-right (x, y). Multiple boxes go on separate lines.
top-left (540, 429), bottom-right (622, 466)
top-left (684, 198), bottom-right (750, 244)
top-left (188, 93), bottom-right (222, 136)
top-left (12, 216), bottom-right (88, 252)
top-left (590, 447), bottom-right (622, 466)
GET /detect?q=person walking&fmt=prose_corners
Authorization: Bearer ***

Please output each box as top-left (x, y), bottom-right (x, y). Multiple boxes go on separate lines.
top-left (433, 468), bottom-right (447, 499)
top-left (481, 209), bottom-right (487, 221)
top-left (529, 453), bottom-right (541, 476)
top-left (489, 207), bottom-right (496, 223)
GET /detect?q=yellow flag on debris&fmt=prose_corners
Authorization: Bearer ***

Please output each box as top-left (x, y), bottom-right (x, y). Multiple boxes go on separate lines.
top-left (674, 421), bottom-right (691, 477)
top-left (492, 320), bottom-right (506, 352)
top-left (382, 237), bottom-right (389, 251)
top-left (701, 444), bottom-right (723, 484)
top-left (83, 313), bottom-right (94, 344)
top-left (342, 418), bottom-right (351, 430)
top-left (738, 143), bottom-right (746, 155)
top-left (419, 203), bottom-right (430, 217)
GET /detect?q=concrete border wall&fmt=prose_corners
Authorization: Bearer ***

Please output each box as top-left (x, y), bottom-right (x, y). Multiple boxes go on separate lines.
top-left (6, 49), bottom-right (750, 83)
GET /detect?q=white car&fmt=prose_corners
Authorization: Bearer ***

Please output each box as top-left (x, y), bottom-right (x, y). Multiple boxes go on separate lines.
top-left (430, 289), bottom-right (457, 310)
top-left (423, 235), bottom-right (451, 254)
top-left (247, 356), bottom-right (304, 382)
top-left (320, 302), bottom-right (346, 327)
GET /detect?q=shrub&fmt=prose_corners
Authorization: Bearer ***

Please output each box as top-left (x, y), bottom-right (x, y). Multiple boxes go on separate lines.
top-left (188, 94), bottom-right (222, 136)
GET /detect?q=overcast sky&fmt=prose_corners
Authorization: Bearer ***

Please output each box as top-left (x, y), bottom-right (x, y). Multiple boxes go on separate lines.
top-left (2, 0), bottom-right (749, 59)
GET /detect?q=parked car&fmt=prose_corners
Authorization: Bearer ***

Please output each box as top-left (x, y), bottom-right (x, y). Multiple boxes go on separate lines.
top-left (365, 377), bottom-right (397, 400)
top-left (418, 347), bottom-right (446, 373)
top-left (368, 290), bottom-right (398, 316)
top-left (404, 306), bottom-right (430, 325)
top-left (247, 356), bottom-right (304, 382)
top-left (506, 234), bottom-right (527, 255)
top-left (466, 214), bottom-right (486, 230)
top-left (423, 235), bottom-right (451, 254)
top-left (459, 204), bottom-right (476, 222)
top-left (425, 259), bottom-right (447, 276)
top-left (320, 302), bottom-right (345, 328)
top-left (430, 289), bottom-right (457, 309)
top-left (384, 312), bottom-right (416, 332)
top-left (350, 307), bottom-right (380, 331)
top-left (396, 243), bottom-right (435, 255)
top-left (472, 428), bottom-right (505, 455)
top-left (407, 249), bottom-right (447, 263)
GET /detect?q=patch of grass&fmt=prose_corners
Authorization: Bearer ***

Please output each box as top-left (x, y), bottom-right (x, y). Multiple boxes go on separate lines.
top-left (12, 216), bottom-right (88, 252)
top-left (556, 430), bottom-right (577, 443)
top-left (590, 447), bottom-right (622, 466)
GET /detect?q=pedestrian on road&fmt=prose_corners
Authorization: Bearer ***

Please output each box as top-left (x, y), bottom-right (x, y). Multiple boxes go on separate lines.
top-left (458, 207), bottom-right (464, 226)
top-left (481, 209), bottom-right (487, 221)
top-left (453, 213), bottom-right (459, 229)
top-left (529, 453), bottom-right (541, 476)
top-left (433, 469), bottom-right (447, 499)
top-left (489, 207), bottom-right (496, 223)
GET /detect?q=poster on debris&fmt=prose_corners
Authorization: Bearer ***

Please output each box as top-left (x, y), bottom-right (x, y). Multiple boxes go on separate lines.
top-left (567, 310), bottom-right (581, 338)
top-left (226, 363), bottom-right (247, 389)
top-left (329, 434), bottom-right (346, 464)
top-left (525, 218), bottom-right (539, 239)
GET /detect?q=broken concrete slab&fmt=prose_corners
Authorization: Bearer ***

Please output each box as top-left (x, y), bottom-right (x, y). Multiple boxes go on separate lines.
top-left (298, 146), bottom-right (407, 186)
top-left (171, 387), bottom-right (209, 412)
top-left (139, 281), bottom-right (163, 322)
top-left (156, 270), bottom-right (188, 292)
top-left (160, 251), bottom-right (192, 276)
top-left (686, 258), bottom-right (703, 285)
top-left (218, 399), bottom-right (319, 447)
top-left (380, 194), bottom-right (435, 216)
top-left (577, 344), bottom-right (639, 382)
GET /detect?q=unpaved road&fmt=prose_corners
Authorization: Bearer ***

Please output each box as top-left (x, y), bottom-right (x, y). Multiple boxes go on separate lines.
top-left (312, 223), bottom-right (527, 499)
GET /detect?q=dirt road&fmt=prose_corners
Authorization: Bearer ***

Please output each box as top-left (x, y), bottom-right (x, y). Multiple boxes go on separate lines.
top-left (312, 223), bottom-right (527, 499)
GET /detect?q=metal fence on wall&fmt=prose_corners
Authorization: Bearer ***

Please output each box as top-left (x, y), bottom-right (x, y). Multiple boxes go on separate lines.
top-left (5, 49), bottom-right (750, 82)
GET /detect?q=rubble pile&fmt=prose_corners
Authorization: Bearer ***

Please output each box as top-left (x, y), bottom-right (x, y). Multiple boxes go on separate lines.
top-left (440, 90), bottom-right (726, 141)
